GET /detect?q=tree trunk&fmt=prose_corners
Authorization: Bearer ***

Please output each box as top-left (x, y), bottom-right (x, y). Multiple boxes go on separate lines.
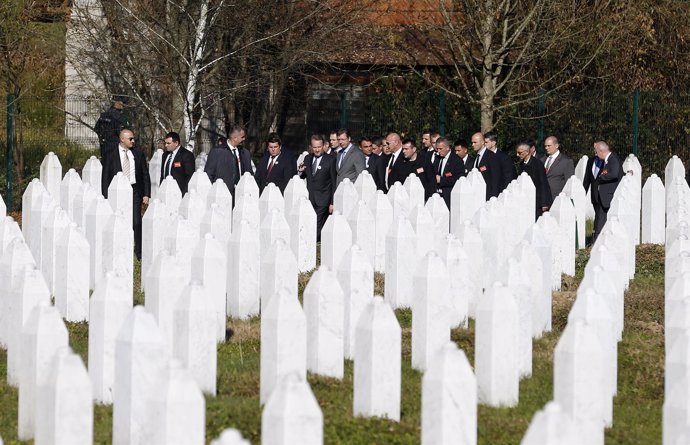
top-left (480, 76), bottom-right (495, 133)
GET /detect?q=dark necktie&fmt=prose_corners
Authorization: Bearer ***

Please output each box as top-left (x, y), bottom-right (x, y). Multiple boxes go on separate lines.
top-left (436, 156), bottom-right (445, 175)
top-left (474, 155), bottom-right (480, 169)
top-left (267, 156), bottom-right (276, 177)
top-left (164, 153), bottom-right (173, 177)
top-left (232, 148), bottom-right (241, 182)
top-left (312, 156), bottom-right (319, 175)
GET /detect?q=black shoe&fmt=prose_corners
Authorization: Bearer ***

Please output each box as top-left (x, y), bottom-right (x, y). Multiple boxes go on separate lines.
top-left (225, 327), bottom-right (234, 341)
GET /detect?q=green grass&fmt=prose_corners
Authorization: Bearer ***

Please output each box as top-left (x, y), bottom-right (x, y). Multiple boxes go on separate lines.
top-left (0, 245), bottom-right (665, 444)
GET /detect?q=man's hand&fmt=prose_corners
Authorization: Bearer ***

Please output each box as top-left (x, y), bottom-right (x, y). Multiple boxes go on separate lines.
top-left (143, 196), bottom-right (149, 205)
top-left (436, 175), bottom-right (441, 184)
top-left (298, 163), bottom-right (305, 173)
top-left (328, 204), bottom-right (333, 214)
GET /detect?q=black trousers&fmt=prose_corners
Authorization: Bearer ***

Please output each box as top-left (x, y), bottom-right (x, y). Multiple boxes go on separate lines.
top-left (133, 186), bottom-right (143, 259)
top-left (592, 202), bottom-right (608, 245)
top-left (313, 203), bottom-right (329, 243)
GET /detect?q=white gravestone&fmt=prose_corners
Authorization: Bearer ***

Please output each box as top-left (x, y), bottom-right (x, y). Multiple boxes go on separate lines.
top-left (409, 204), bottom-right (436, 263)
top-left (22, 178), bottom-right (46, 244)
top-left (368, 190), bottom-right (393, 272)
top-left (260, 238), bottom-right (298, 314)
top-left (338, 245), bottom-right (374, 360)
top-left (200, 202), bottom-right (232, 246)
top-left (475, 283), bottom-right (520, 407)
top-left (173, 282), bottom-right (217, 395)
top-left (89, 272), bottom-right (132, 404)
top-left (8, 266), bottom-right (51, 388)
top-left (354, 170), bottom-right (377, 205)
top-left (191, 234), bottom-right (228, 342)
top-left (0, 241), bottom-right (37, 349)
top-left (206, 179), bottom-right (234, 221)
top-left (502, 258), bottom-right (533, 378)
top-left (178, 189), bottom-right (206, 230)
top-left (227, 219), bottom-right (261, 319)
top-left (536, 212), bottom-right (563, 291)
top-left (347, 200), bottom-right (376, 269)
top-left (18, 303), bottom-right (69, 440)
top-left (236, 172), bottom-right (260, 201)
top-left (334, 178), bottom-right (359, 219)
top-left (422, 342), bottom-right (477, 445)
top-left (665, 155), bottom-right (686, 191)
top-left (642, 174), bottom-right (665, 244)
top-left (289, 196), bottom-right (317, 272)
top-left (145, 250), bottom-right (185, 354)
top-left (426, 194), bottom-right (450, 252)
top-left (34, 347), bottom-right (93, 445)
top-left (211, 429), bottom-right (250, 445)
top-left (547, 196), bottom-right (576, 276)
top-left (107, 172), bottom-right (133, 228)
top-left (29, 190), bottom-right (55, 266)
top-left (568, 288), bottom-right (616, 426)
top-left (259, 183), bottom-right (285, 222)
top-left (261, 373), bottom-right (323, 445)
top-left (141, 199), bottom-right (175, 291)
top-left (148, 149), bottom-right (164, 200)
top-left (450, 177), bottom-right (479, 234)
top-left (86, 196), bottom-right (113, 290)
top-left (260, 288), bottom-right (307, 404)
top-left (54, 223), bottom-right (90, 322)
top-left (387, 182), bottom-right (411, 221)
top-left (150, 359), bottom-right (205, 445)
top-left (40, 152), bottom-right (63, 202)
top-left (232, 192), bottom-right (260, 233)
top-left (81, 156), bottom-right (103, 190)
top-left (41, 206), bottom-right (70, 295)
top-left (60, 168), bottom-right (83, 221)
top-left (575, 155), bottom-right (596, 219)
top-left (102, 211), bottom-right (133, 293)
top-left (581, 263), bottom-right (622, 341)
top-left (553, 320), bottom-right (605, 445)
top-left (664, 375), bottom-right (690, 445)
top-left (384, 215), bottom-right (416, 309)
top-left (320, 210), bottom-right (352, 271)
top-left (513, 239), bottom-right (548, 338)
top-left (404, 173), bottom-right (425, 211)
top-left (112, 306), bottom-right (168, 445)
top-left (188, 168), bottom-right (212, 204)
top-left (73, 183), bottom-right (97, 230)
top-left (456, 221), bottom-right (483, 317)
top-left (353, 297), bottom-right (401, 421)
top-left (439, 234), bottom-right (471, 328)
top-left (412, 252), bottom-right (452, 372)
top-left (260, 207), bottom-right (291, 262)
top-left (665, 318), bottom-right (690, 403)
top-left (157, 176), bottom-right (183, 212)
top-left (283, 175), bottom-right (309, 218)
top-left (164, 215), bottom-right (199, 286)
top-left (562, 176), bottom-right (587, 249)
top-left (303, 266), bottom-right (345, 379)
top-left (520, 401), bottom-right (578, 445)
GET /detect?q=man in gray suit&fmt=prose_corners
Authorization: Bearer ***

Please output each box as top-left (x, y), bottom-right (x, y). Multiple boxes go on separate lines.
top-left (335, 128), bottom-right (366, 186)
top-left (543, 135), bottom-right (575, 202)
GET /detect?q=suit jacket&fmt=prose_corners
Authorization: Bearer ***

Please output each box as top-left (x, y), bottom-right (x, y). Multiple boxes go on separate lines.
top-left (494, 149), bottom-right (517, 193)
top-left (256, 152), bottom-right (297, 193)
top-left (471, 149), bottom-right (501, 200)
top-left (376, 150), bottom-right (408, 191)
top-left (583, 153), bottom-right (623, 210)
top-left (403, 155), bottom-right (436, 200)
top-left (462, 155), bottom-right (475, 176)
top-left (204, 145), bottom-right (236, 194)
top-left (365, 154), bottom-right (378, 176)
top-left (160, 148), bottom-right (195, 195)
top-left (434, 152), bottom-right (465, 207)
top-left (335, 144), bottom-right (366, 186)
top-left (101, 147), bottom-right (151, 199)
top-left (225, 144), bottom-right (254, 183)
top-left (544, 152), bottom-right (575, 201)
top-left (302, 153), bottom-right (337, 208)
top-left (520, 156), bottom-right (553, 214)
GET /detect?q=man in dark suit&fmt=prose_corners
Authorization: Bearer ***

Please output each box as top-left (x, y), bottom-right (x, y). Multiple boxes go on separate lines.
top-left (160, 131), bottom-right (195, 195)
top-left (376, 132), bottom-right (408, 192)
top-left (543, 135), bottom-right (575, 201)
top-left (298, 134), bottom-right (336, 241)
top-left (335, 128), bottom-right (366, 186)
top-left (517, 141), bottom-right (552, 220)
top-left (454, 139), bottom-right (474, 176)
top-left (101, 129), bottom-right (151, 260)
top-left (433, 137), bottom-right (465, 209)
top-left (401, 138), bottom-right (435, 200)
top-left (360, 137), bottom-right (378, 176)
top-left (583, 140), bottom-right (623, 244)
top-left (255, 133), bottom-right (297, 193)
top-left (470, 132), bottom-right (501, 200)
top-left (485, 131), bottom-right (516, 193)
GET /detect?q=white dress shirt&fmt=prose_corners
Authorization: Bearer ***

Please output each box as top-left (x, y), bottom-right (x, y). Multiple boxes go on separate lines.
top-left (119, 144), bottom-right (136, 184)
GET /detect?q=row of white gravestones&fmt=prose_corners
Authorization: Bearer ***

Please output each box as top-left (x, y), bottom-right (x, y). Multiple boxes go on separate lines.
top-left (575, 155), bottom-right (597, 220)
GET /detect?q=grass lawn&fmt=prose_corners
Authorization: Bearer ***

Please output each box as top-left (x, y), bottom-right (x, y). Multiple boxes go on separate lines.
top-left (0, 244), bottom-right (664, 444)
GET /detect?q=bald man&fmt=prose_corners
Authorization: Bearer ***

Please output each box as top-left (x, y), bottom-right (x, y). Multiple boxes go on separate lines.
top-left (375, 132), bottom-right (408, 192)
top-left (543, 136), bottom-right (575, 201)
top-left (470, 132), bottom-right (501, 200)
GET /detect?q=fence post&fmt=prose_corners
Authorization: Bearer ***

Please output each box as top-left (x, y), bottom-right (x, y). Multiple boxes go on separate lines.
top-left (536, 88), bottom-right (545, 155)
top-left (339, 89), bottom-right (348, 129)
top-left (632, 89), bottom-right (640, 156)
top-left (438, 90), bottom-right (446, 136)
top-left (5, 94), bottom-right (14, 212)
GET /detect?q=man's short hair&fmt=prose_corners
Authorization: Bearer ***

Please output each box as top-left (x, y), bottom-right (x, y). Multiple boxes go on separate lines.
top-left (422, 129), bottom-right (434, 135)
top-left (165, 131), bottom-right (180, 143)
top-left (360, 137), bottom-right (372, 145)
top-left (484, 132), bottom-right (498, 142)
top-left (435, 137), bottom-right (450, 147)
top-left (524, 139), bottom-right (536, 149)
top-left (401, 137), bottom-right (416, 147)
top-left (310, 134), bottom-right (325, 144)
top-left (372, 136), bottom-right (384, 146)
top-left (228, 124), bottom-right (244, 136)
top-left (267, 132), bottom-right (281, 145)
top-left (430, 132), bottom-right (441, 139)
top-left (336, 128), bottom-right (350, 138)
top-left (454, 139), bottom-right (469, 148)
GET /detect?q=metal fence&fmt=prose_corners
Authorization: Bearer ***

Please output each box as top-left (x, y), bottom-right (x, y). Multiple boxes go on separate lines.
top-left (2, 89), bottom-right (689, 211)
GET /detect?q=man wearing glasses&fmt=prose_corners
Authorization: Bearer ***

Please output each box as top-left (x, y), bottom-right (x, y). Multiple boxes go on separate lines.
top-left (101, 128), bottom-right (151, 260)
top-left (516, 140), bottom-right (552, 220)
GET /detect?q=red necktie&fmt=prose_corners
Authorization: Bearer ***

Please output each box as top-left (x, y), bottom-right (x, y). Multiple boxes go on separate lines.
top-left (267, 156), bottom-right (275, 177)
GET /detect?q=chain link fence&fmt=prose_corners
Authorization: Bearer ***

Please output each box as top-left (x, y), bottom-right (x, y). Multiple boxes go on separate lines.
top-left (2, 89), bottom-right (689, 211)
